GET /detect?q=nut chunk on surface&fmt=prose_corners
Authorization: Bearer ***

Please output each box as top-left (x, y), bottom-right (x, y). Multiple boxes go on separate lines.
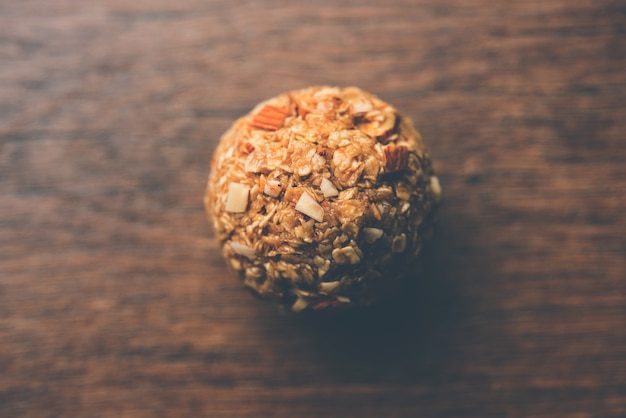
top-left (295, 191), bottom-right (324, 222)
top-left (205, 86), bottom-right (441, 311)
top-left (225, 182), bottom-right (249, 213)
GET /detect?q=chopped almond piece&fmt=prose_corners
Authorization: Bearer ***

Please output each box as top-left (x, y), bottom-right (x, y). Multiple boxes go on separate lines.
top-left (320, 178), bottom-right (339, 198)
top-left (295, 191), bottom-right (324, 222)
top-left (291, 296), bottom-right (309, 312)
top-left (350, 100), bottom-right (372, 115)
top-left (430, 175), bottom-right (442, 202)
top-left (358, 112), bottom-right (396, 138)
top-left (251, 104), bottom-right (289, 130)
top-left (319, 281), bottom-right (340, 293)
top-left (297, 164), bottom-right (312, 177)
top-left (363, 227), bottom-right (384, 244)
top-left (230, 242), bottom-right (256, 259)
top-left (241, 142), bottom-right (255, 154)
top-left (225, 182), bottom-right (250, 212)
top-left (383, 144), bottom-right (409, 172)
top-left (263, 180), bottom-right (281, 197)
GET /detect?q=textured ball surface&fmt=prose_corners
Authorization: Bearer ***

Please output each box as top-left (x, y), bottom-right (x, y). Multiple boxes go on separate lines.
top-left (205, 86), bottom-right (441, 311)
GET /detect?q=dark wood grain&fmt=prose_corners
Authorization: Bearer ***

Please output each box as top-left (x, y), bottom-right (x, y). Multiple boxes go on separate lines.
top-left (1, 0), bottom-right (625, 417)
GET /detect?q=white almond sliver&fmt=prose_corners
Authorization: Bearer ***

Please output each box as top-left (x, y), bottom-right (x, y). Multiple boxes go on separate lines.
top-left (295, 191), bottom-right (324, 222)
top-left (319, 281), bottom-right (340, 293)
top-left (230, 242), bottom-right (256, 259)
top-left (351, 100), bottom-right (372, 114)
top-left (320, 178), bottom-right (339, 198)
top-left (363, 227), bottom-right (384, 244)
top-left (291, 296), bottom-right (309, 312)
top-left (430, 175), bottom-right (442, 201)
top-left (263, 180), bottom-right (281, 197)
top-left (225, 182), bottom-right (249, 212)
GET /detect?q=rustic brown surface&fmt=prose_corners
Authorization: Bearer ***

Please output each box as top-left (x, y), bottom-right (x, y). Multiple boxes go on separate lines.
top-left (1, 0), bottom-right (625, 417)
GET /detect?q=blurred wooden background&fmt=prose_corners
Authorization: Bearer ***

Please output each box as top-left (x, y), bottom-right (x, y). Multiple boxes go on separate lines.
top-left (1, 0), bottom-right (625, 416)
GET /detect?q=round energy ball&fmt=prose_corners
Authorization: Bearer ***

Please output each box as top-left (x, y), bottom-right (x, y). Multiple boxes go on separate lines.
top-left (205, 86), bottom-right (441, 311)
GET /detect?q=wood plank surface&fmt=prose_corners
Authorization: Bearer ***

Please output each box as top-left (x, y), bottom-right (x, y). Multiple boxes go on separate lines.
top-left (1, 0), bottom-right (625, 416)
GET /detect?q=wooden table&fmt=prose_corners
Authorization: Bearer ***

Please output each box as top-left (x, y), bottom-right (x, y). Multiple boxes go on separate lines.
top-left (1, 1), bottom-right (625, 416)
